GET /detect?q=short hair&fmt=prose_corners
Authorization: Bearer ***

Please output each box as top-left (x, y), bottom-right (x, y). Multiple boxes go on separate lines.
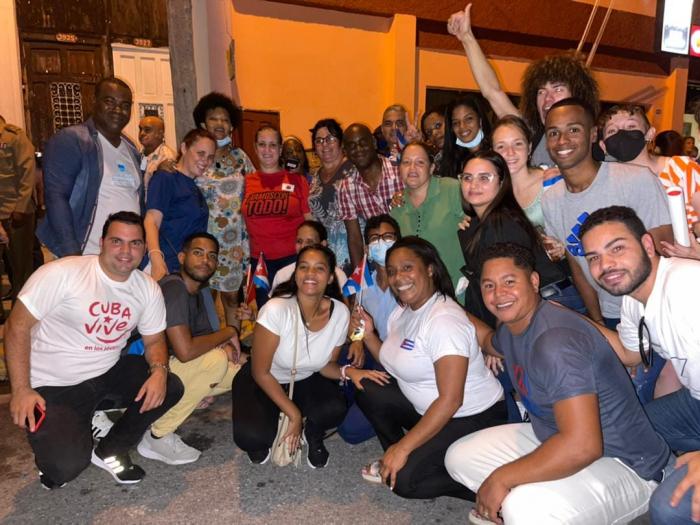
top-left (547, 97), bottom-right (596, 126)
top-left (95, 76), bottom-right (131, 98)
top-left (520, 53), bottom-right (599, 136)
top-left (596, 104), bottom-right (651, 136)
top-left (479, 242), bottom-right (536, 275)
top-left (344, 122), bottom-right (373, 140)
top-left (421, 105), bottom-right (446, 135)
top-left (363, 214), bottom-right (401, 244)
top-left (101, 211), bottom-right (144, 240)
top-left (255, 125), bottom-right (282, 145)
top-left (385, 236), bottom-right (455, 304)
top-left (492, 114), bottom-right (533, 146)
top-left (192, 92), bottom-right (242, 131)
top-left (654, 130), bottom-right (684, 156)
top-left (383, 104), bottom-right (408, 119)
top-left (182, 231), bottom-right (220, 253)
top-left (684, 136), bottom-right (696, 144)
top-left (298, 220), bottom-right (328, 242)
top-left (310, 118), bottom-right (343, 144)
top-left (402, 140), bottom-right (435, 164)
top-left (579, 206), bottom-right (648, 243)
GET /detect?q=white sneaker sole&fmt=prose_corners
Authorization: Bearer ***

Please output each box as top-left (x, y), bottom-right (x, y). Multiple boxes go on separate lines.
top-left (137, 441), bottom-right (201, 465)
top-left (90, 450), bottom-right (142, 484)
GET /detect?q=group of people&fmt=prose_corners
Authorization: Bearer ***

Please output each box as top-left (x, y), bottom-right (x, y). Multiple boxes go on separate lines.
top-left (4, 3), bottom-right (700, 524)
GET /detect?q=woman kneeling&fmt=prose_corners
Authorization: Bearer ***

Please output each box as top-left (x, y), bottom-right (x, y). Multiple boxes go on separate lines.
top-left (352, 236), bottom-right (507, 499)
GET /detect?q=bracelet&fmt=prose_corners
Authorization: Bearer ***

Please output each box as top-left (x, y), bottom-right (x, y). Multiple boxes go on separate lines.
top-left (340, 364), bottom-right (355, 384)
top-left (149, 362), bottom-right (169, 373)
top-left (148, 249), bottom-right (165, 259)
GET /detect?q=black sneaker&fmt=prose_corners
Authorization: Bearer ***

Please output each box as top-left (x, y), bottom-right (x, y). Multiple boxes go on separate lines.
top-left (39, 472), bottom-right (66, 490)
top-left (91, 448), bottom-right (145, 484)
top-left (247, 448), bottom-right (271, 465)
top-left (305, 428), bottom-right (329, 469)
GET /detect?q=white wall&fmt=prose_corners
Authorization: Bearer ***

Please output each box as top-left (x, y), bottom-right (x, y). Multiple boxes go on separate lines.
top-left (0, 0), bottom-right (25, 128)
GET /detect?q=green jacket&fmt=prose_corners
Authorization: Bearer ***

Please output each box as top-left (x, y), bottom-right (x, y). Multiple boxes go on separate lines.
top-left (0, 119), bottom-right (35, 219)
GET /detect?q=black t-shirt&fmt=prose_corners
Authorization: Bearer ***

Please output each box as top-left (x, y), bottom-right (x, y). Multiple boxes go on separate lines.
top-left (159, 274), bottom-right (214, 355)
top-left (494, 300), bottom-right (669, 480)
top-left (459, 212), bottom-right (566, 327)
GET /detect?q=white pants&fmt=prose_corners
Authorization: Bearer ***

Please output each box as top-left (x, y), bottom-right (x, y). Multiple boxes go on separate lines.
top-left (445, 423), bottom-right (657, 525)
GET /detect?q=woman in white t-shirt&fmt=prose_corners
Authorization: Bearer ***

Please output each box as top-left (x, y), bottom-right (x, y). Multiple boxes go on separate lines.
top-left (231, 244), bottom-right (387, 468)
top-left (351, 236), bottom-right (506, 500)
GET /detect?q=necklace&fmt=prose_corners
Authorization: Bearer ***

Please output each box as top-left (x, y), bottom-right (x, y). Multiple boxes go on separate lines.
top-left (297, 296), bottom-right (323, 328)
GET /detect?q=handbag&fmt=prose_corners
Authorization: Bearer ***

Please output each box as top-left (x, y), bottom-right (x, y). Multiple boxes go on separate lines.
top-left (270, 301), bottom-right (302, 467)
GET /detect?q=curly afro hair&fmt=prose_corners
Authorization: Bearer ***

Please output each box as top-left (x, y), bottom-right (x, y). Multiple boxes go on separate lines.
top-left (520, 52), bottom-right (599, 137)
top-left (192, 92), bottom-right (242, 131)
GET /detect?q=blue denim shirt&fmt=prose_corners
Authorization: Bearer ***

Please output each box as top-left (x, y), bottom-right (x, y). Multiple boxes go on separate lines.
top-left (37, 119), bottom-right (144, 256)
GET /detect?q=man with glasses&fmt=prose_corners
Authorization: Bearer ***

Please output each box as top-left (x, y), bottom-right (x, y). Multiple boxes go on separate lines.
top-left (580, 205), bottom-right (700, 524)
top-left (38, 77), bottom-right (143, 258)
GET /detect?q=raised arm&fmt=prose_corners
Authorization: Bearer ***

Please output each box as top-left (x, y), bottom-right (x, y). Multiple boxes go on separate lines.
top-left (447, 4), bottom-right (519, 119)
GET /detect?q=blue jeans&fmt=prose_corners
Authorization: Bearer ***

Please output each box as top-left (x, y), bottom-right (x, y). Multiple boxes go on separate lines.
top-left (645, 387), bottom-right (700, 452)
top-left (604, 316), bottom-right (665, 405)
top-left (542, 283), bottom-right (586, 314)
top-left (650, 459), bottom-right (695, 525)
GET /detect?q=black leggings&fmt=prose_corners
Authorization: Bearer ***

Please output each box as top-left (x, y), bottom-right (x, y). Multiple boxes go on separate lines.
top-left (231, 361), bottom-right (347, 453)
top-left (355, 377), bottom-right (507, 500)
top-left (28, 355), bottom-right (184, 484)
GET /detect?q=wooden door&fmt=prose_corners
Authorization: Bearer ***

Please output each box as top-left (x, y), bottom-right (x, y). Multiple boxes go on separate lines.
top-left (239, 110), bottom-right (280, 169)
top-left (22, 39), bottom-right (105, 151)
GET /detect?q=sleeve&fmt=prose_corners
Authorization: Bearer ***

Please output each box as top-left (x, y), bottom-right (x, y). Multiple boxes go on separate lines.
top-left (256, 298), bottom-right (287, 336)
top-left (336, 181), bottom-right (358, 221)
top-left (16, 261), bottom-right (71, 320)
top-left (137, 279), bottom-right (167, 335)
top-left (146, 171), bottom-right (173, 213)
top-left (628, 171), bottom-right (671, 230)
top-left (160, 278), bottom-right (190, 328)
top-left (423, 302), bottom-right (475, 362)
top-left (531, 329), bottom-right (597, 403)
top-left (618, 297), bottom-right (641, 352)
top-left (11, 130), bottom-right (36, 213)
top-left (42, 130), bottom-right (84, 254)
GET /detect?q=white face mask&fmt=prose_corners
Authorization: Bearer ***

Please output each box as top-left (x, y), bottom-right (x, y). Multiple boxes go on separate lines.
top-left (455, 128), bottom-right (484, 149)
top-left (216, 136), bottom-right (232, 148)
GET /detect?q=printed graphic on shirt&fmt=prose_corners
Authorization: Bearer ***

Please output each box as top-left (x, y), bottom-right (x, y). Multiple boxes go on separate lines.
top-left (565, 211), bottom-right (590, 257)
top-left (513, 364), bottom-right (542, 417)
top-left (400, 338), bottom-right (415, 351)
top-left (83, 300), bottom-right (134, 350)
top-left (245, 191), bottom-right (290, 217)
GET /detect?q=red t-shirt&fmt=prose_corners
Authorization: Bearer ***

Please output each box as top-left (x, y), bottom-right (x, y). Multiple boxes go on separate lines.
top-left (242, 170), bottom-right (310, 260)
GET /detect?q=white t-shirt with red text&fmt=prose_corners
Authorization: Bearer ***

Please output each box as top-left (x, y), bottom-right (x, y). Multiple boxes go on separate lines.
top-left (18, 255), bottom-right (166, 387)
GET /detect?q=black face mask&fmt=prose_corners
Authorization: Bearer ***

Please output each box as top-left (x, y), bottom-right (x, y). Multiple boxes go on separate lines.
top-left (604, 130), bottom-right (646, 162)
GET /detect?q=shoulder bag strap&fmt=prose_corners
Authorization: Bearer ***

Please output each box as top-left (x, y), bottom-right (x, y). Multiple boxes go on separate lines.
top-left (287, 300), bottom-right (300, 400)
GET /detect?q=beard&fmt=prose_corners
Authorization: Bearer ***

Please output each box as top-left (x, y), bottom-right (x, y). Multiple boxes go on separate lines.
top-left (183, 264), bottom-right (215, 284)
top-left (598, 250), bottom-right (652, 296)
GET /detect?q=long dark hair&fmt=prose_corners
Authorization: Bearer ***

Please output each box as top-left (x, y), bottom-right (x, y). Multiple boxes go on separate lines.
top-left (462, 150), bottom-right (543, 259)
top-left (385, 236), bottom-right (456, 305)
top-left (440, 96), bottom-right (492, 179)
top-left (272, 244), bottom-right (342, 301)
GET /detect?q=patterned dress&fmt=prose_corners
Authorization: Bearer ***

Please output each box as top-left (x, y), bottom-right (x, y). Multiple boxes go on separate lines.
top-left (308, 159), bottom-right (354, 274)
top-left (196, 144), bottom-right (254, 292)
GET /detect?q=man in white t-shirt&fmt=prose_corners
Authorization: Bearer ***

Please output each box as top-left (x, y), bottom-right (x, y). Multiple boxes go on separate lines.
top-left (6, 211), bottom-right (183, 488)
top-left (37, 77), bottom-right (144, 257)
top-left (580, 205), bottom-right (700, 524)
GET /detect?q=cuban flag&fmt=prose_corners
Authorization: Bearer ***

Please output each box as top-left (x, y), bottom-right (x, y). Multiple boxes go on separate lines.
top-left (342, 255), bottom-right (374, 297)
top-left (253, 252), bottom-right (269, 291)
top-left (239, 264), bottom-right (258, 341)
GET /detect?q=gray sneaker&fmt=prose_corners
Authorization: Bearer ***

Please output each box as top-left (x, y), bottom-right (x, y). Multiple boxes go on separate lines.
top-left (137, 431), bottom-right (201, 465)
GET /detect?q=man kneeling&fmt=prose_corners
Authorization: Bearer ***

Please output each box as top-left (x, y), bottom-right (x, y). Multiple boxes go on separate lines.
top-left (445, 242), bottom-right (670, 524)
top-left (137, 232), bottom-right (245, 464)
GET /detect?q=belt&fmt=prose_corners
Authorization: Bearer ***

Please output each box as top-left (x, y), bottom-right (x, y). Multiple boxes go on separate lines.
top-left (540, 277), bottom-right (573, 299)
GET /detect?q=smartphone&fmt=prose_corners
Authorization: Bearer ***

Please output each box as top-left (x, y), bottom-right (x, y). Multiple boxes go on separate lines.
top-left (27, 404), bottom-right (46, 432)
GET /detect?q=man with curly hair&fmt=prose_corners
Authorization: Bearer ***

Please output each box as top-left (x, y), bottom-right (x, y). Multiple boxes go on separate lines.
top-left (448, 4), bottom-right (599, 169)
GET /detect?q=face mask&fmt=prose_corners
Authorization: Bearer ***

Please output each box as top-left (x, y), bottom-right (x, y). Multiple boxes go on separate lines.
top-left (604, 130), bottom-right (646, 162)
top-left (216, 136), bottom-right (232, 148)
top-left (368, 239), bottom-right (395, 266)
top-left (455, 128), bottom-right (484, 150)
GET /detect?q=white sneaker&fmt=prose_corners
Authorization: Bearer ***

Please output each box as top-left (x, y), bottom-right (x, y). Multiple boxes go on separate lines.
top-left (91, 411), bottom-right (115, 440)
top-left (137, 431), bottom-right (201, 465)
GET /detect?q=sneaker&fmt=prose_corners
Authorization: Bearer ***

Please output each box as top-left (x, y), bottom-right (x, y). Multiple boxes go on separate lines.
top-left (247, 448), bottom-right (271, 465)
top-left (91, 448), bottom-right (145, 484)
top-left (360, 459), bottom-right (383, 483)
top-left (304, 428), bottom-right (329, 469)
top-left (137, 432), bottom-right (201, 465)
top-left (39, 471), bottom-right (66, 490)
top-left (91, 410), bottom-right (114, 440)
top-left (468, 509), bottom-right (497, 525)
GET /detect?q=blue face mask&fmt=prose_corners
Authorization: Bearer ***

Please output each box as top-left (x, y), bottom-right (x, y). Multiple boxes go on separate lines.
top-left (368, 239), bottom-right (395, 267)
top-left (216, 136), bottom-right (232, 148)
top-left (455, 128), bottom-right (484, 150)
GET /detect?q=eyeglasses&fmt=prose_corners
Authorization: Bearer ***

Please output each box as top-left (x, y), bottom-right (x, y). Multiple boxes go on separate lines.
top-left (314, 136), bottom-right (339, 146)
top-left (368, 232), bottom-right (397, 244)
top-left (458, 172), bottom-right (497, 185)
top-left (638, 316), bottom-right (653, 368)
